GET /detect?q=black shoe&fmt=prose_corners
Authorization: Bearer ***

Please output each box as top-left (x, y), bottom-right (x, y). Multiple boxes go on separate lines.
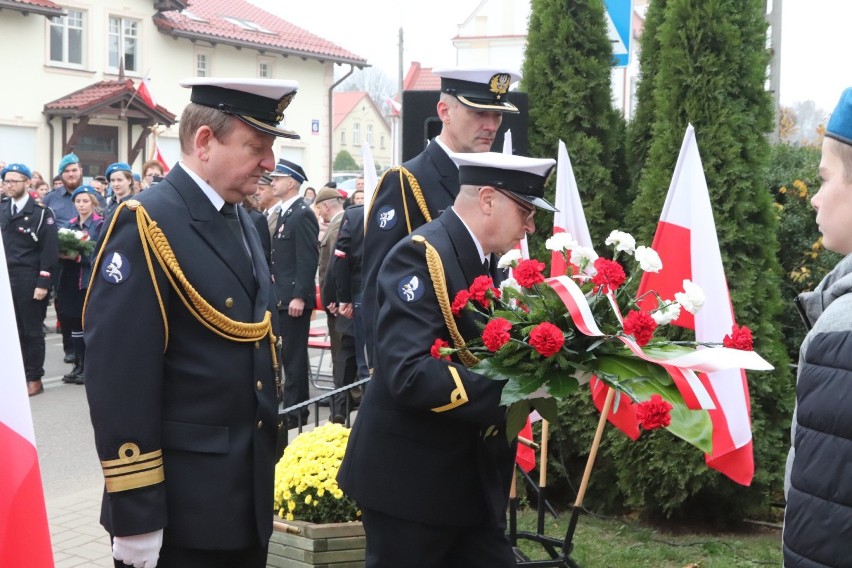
top-left (62, 363), bottom-right (82, 383)
top-left (63, 353), bottom-right (76, 364)
top-left (74, 373), bottom-right (85, 385)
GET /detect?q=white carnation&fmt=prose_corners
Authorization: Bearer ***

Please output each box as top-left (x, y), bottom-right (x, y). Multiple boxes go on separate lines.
top-left (605, 230), bottom-right (636, 254)
top-left (674, 280), bottom-right (705, 314)
top-left (651, 301), bottom-right (681, 326)
top-left (634, 246), bottom-right (663, 273)
top-left (500, 277), bottom-right (522, 296)
top-left (545, 232), bottom-right (578, 253)
top-left (569, 246), bottom-right (598, 272)
top-left (497, 249), bottom-right (523, 269)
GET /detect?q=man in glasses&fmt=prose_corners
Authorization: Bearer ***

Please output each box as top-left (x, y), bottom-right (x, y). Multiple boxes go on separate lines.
top-left (0, 163), bottom-right (59, 397)
top-left (338, 152), bottom-right (556, 568)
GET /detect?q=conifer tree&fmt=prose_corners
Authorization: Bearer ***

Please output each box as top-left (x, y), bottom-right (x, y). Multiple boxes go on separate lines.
top-left (522, 0), bottom-right (628, 255)
top-left (617, 0), bottom-right (794, 518)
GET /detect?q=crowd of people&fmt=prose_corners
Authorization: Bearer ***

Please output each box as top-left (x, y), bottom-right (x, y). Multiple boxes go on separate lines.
top-left (0, 154), bottom-right (166, 396)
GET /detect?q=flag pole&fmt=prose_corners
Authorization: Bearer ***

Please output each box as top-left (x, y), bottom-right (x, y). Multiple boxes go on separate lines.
top-left (563, 386), bottom-right (615, 555)
top-left (536, 419), bottom-right (550, 535)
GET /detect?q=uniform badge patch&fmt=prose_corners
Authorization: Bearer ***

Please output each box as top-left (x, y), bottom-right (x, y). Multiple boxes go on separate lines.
top-left (101, 251), bottom-right (131, 284)
top-left (46, 217), bottom-right (54, 225)
top-left (376, 206), bottom-right (397, 230)
top-left (398, 275), bottom-right (424, 303)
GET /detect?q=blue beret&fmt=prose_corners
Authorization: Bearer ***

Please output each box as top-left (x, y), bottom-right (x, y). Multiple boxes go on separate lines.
top-left (827, 88), bottom-right (852, 146)
top-left (132, 173), bottom-right (142, 182)
top-left (1, 163), bottom-right (32, 180)
top-left (70, 185), bottom-right (99, 200)
top-left (105, 162), bottom-right (132, 179)
top-left (58, 152), bottom-right (80, 175)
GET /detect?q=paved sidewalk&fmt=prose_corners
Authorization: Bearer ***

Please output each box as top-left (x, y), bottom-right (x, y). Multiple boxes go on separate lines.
top-left (48, 485), bottom-right (113, 567)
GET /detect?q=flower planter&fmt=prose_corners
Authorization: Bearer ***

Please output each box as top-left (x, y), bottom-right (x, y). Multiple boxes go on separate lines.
top-left (267, 518), bottom-right (365, 568)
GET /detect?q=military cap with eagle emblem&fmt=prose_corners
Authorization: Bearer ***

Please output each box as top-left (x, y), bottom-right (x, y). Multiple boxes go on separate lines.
top-left (179, 77), bottom-right (300, 139)
top-left (433, 67), bottom-right (522, 113)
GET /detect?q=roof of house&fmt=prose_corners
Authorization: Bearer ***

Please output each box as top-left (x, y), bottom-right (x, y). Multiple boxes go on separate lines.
top-left (44, 79), bottom-right (176, 124)
top-left (333, 92), bottom-right (367, 130)
top-left (0, 0), bottom-right (65, 17)
top-left (403, 62), bottom-right (441, 91)
top-left (154, 0), bottom-right (368, 67)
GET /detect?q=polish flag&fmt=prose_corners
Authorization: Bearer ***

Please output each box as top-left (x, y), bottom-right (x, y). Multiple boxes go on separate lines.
top-left (548, 141), bottom-right (639, 436)
top-left (551, 140), bottom-right (593, 274)
top-left (636, 124), bottom-right (754, 485)
top-left (136, 78), bottom-right (171, 173)
top-left (0, 235), bottom-right (55, 567)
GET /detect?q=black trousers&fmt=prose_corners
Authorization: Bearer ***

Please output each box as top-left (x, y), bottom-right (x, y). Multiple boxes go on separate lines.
top-left (280, 307), bottom-right (312, 416)
top-left (327, 315), bottom-right (358, 419)
top-left (9, 272), bottom-right (48, 382)
top-left (361, 507), bottom-right (516, 568)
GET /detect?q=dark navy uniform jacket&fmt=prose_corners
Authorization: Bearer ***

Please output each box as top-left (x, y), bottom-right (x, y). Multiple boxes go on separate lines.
top-left (332, 204), bottom-right (364, 305)
top-left (337, 207), bottom-right (514, 527)
top-left (362, 141), bottom-right (458, 360)
top-left (269, 196), bottom-right (318, 306)
top-left (84, 165), bottom-right (280, 550)
top-left (0, 196), bottom-right (58, 286)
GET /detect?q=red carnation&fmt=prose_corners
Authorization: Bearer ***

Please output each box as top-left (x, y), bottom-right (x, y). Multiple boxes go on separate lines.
top-left (431, 338), bottom-right (451, 361)
top-left (468, 275), bottom-right (501, 308)
top-left (622, 310), bottom-right (658, 346)
top-left (723, 324), bottom-right (754, 351)
top-left (636, 394), bottom-right (673, 430)
top-left (452, 289), bottom-right (472, 317)
top-left (591, 258), bottom-right (626, 293)
top-left (482, 318), bottom-right (512, 352)
top-left (513, 259), bottom-right (546, 288)
top-left (529, 322), bottom-right (564, 358)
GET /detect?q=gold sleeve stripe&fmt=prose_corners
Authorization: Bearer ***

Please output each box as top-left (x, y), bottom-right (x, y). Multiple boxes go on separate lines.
top-left (431, 366), bottom-right (469, 413)
top-left (103, 456), bottom-right (164, 476)
top-left (104, 467), bottom-right (165, 493)
top-left (100, 447), bottom-right (162, 468)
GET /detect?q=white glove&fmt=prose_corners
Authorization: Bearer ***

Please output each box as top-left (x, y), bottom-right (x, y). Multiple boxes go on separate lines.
top-left (112, 529), bottom-right (163, 568)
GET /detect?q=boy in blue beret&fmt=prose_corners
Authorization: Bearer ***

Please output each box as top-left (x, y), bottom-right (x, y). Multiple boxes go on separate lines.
top-left (784, 88), bottom-right (852, 567)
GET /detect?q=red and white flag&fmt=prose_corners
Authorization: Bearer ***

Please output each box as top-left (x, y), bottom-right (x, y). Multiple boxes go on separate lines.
top-left (136, 78), bottom-right (171, 173)
top-left (0, 235), bottom-right (54, 567)
top-left (551, 140), bottom-right (593, 275)
top-left (636, 124), bottom-right (754, 485)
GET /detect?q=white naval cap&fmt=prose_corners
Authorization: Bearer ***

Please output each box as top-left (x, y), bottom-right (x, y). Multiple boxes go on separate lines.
top-left (179, 77), bottom-right (300, 139)
top-left (452, 152), bottom-right (557, 212)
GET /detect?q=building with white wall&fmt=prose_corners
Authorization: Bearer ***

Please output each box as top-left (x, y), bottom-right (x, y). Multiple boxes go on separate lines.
top-left (0, 0), bottom-right (367, 182)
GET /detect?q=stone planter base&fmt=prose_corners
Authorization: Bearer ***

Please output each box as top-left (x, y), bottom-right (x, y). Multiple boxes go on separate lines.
top-left (267, 518), bottom-right (365, 568)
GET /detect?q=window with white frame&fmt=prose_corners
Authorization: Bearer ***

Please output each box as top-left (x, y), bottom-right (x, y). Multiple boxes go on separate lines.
top-left (49, 9), bottom-right (85, 67)
top-left (341, 131), bottom-right (346, 145)
top-left (353, 123), bottom-right (360, 145)
top-left (108, 16), bottom-right (139, 73)
top-left (366, 124), bottom-right (374, 146)
top-left (258, 62), bottom-right (269, 78)
top-left (380, 135), bottom-right (385, 149)
top-left (196, 53), bottom-right (209, 77)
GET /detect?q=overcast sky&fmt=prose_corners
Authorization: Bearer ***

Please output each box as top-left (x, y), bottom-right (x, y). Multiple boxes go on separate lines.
top-left (249, 0), bottom-right (851, 112)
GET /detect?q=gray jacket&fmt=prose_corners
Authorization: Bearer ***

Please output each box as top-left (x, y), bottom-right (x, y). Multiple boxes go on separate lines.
top-left (783, 253), bottom-right (852, 566)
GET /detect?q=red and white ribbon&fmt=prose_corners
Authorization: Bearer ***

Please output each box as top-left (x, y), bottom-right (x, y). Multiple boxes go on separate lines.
top-left (545, 275), bottom-right (773, 410)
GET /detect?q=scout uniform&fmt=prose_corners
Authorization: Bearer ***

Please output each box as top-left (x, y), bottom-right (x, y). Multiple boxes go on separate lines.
top-left (0, 163), bottom-right (58, 396)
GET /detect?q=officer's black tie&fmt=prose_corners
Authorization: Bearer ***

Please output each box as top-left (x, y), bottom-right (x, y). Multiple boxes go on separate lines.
top-left (483, 257), bottom-right (490, 274)
top-left (220, 202), bottom-right (243, 244)
top-left (11, 203), bottom-right (18, 216)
